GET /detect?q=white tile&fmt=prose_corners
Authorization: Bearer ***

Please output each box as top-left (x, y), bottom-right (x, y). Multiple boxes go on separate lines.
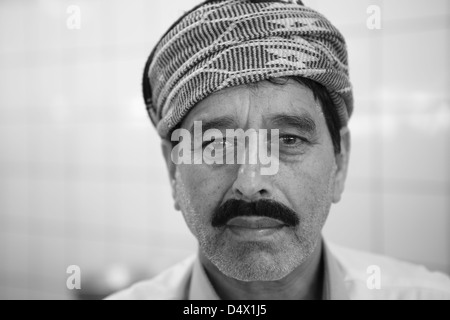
top-left (380, 114), bottom-right (449, 183)
top-left (27, 180), bottom-right (66, 223)
top-left (374, 29), bottom-right (450, 184)
top-left (37, 235), bottom-right (69, 278)
top-left (0, 286), bottom-right (30, 300)
top-left (0, 177), bottom-right (30, 218)
top-left (64, 124), bottom-right (107, 167)
top-left (146, 245), bottom-right (196, 275)
top-left (76, 239), bottom-right (108, 272)
top-left (0, 1), bottom-right (30, 54)
top-left (74, 181), bottom-right (107, 226)
top-left (347, 116), bottom-right (375, 180)
top-left (102, 124), bottom-right (156, 168)
top-left (78, 222), bottom-right (107, 243)
top-left (115, 183), bottom-right (155, 231)
top-left (16, 1), bottom-right (64, 54)
top-left (27, 125), bottom-right (67, 165)
top-left (383, 194), bottom-right (449, 269)
top-left (0, 233), bottom-right (9, 271)
top-left (382, 0), bottom-right (448, 21)
top-left (119, 182), bottom-right (173, 225)
top-left (312, 0), bottom-right (373, 26)
top-left (157, 198), bottom-right (192, 240)
top-left (347, 37), bottom-right (375, 103)
top-left (1, 233), bottom-right (30, 276)
top-left (25, 288), bottom-right (71, 300)
top-left (163, 233), bottom-right (197, 254)
top-left (0, 125), bottom-right (29, 163)
top-left (381, 29), bottom-right (448, 96)
top-left (112, 243), bottom-right (153, 267)
top-left (323, 192), bottom-right (373, 252)
top-left (0, 67), bottom-right (28, 109)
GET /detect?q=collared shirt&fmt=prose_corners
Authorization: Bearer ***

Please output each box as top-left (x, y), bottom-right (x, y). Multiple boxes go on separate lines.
top-left (107, 240), bottom-right (450, 300)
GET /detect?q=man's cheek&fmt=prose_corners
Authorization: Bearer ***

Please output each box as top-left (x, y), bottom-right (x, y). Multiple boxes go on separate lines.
top-left (286, 173), bottom-right (330, 214)
top-left (189, 166), bottom-right (234, 196)
top-left (176, 171), bottom-right (218, 219)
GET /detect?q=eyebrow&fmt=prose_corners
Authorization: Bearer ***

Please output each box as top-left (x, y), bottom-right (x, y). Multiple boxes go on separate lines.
top-left (187, 113), bottom-right (317, 136)
top-left (267, 113), bottom-right (317, 135)
top-left (188, 116), bottom-right (238, 135)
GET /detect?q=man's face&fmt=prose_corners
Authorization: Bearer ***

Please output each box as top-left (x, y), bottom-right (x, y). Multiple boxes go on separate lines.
top-left (167, 79), bottom-right (345, 281)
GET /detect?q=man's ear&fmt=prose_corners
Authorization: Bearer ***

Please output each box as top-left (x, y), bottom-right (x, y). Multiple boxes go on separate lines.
top-left (161, 139), bottom-right (181, 211)
top-left (332, 127), bottom-right (351, 203)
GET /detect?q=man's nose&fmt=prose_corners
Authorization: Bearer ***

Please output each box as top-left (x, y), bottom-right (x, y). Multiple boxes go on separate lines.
top-left (231, 162), bottom-right (272, 201)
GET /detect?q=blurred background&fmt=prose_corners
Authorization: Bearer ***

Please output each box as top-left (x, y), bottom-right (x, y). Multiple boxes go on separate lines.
top-left (0, 0), bottom-right (449, 299)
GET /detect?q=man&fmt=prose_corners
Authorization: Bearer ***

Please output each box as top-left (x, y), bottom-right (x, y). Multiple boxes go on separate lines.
top-left (109, 0), bottom-right (450, 299)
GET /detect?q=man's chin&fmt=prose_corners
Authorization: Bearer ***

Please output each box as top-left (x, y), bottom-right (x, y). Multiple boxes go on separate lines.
top-left (216, 252), bottom-right (294, 282)
top-left (198, 226), bottom-right (310, 281)
top-left (207, 241), bottom-right (303, 282)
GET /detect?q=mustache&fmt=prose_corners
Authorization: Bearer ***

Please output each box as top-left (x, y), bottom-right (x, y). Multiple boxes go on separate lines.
top-left (211, 199), bottom-right (300, 228)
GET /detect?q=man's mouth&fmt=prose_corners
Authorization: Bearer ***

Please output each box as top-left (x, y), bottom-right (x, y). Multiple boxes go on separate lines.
top-left (225, 216), bottom-right (286, 239)
top-left (227, 216), bottom-right (285, 229)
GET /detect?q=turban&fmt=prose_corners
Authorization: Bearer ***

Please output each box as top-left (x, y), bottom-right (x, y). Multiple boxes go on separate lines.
top-left (143, 0), bottom-right (353, 138)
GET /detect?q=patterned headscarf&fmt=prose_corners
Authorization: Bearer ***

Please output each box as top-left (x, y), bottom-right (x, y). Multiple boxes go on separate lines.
top-left (143, 0), bottom-right (353, 138)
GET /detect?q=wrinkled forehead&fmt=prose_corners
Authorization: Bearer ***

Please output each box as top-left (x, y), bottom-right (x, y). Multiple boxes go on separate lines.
top-left (180, 79), bottom-right (325, 133)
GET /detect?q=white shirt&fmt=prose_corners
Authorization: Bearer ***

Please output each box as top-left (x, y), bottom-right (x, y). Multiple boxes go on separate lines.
top-left (107, 240), bottom-right (450, 300)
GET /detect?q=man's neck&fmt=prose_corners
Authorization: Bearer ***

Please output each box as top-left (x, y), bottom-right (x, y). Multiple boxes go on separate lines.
top-left (199, 241), bottom-right (324, 300)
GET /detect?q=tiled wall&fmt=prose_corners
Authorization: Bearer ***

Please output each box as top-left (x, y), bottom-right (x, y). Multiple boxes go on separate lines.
top-left (318, 0), bottom-right (450, 274)
top-left (0, 0), bottom-right (448, 299)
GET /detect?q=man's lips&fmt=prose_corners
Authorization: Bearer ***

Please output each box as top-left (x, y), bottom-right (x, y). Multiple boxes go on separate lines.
top-left (225, 216), bottom-right (286, 240)
top-left (226, 216), bottom-right (286, 229)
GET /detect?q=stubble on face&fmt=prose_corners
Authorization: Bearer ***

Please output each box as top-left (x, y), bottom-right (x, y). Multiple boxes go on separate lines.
top-left (174, 163), bottom-right (337, 282)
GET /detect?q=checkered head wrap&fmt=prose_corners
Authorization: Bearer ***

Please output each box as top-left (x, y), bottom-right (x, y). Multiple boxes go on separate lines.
top-left (143, 0), bottom-right (353, 138)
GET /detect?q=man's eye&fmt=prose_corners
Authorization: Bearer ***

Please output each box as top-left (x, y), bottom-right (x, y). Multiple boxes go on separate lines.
top-left (280, 135), bottom-right (305, 146)
top-left (202, 139), bottom-right (233, 149)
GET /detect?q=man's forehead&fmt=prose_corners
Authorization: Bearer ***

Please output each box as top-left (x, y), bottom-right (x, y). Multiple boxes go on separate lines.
top-left (181, 80), bottom-right (320, 129)
top-left (186, 113), bottom-right (318, 139)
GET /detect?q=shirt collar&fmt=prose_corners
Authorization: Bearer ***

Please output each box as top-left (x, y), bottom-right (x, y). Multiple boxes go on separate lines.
top-left (189, 256), bottom-right (220, 300)
top-left (322, 240), bottom-right (350, 300)
top-left (188, 239), bottom-right (349, 300)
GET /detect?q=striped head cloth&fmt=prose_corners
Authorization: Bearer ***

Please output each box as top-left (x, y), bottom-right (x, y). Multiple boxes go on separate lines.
top-left (143, 0), bottom-right (353, 139)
